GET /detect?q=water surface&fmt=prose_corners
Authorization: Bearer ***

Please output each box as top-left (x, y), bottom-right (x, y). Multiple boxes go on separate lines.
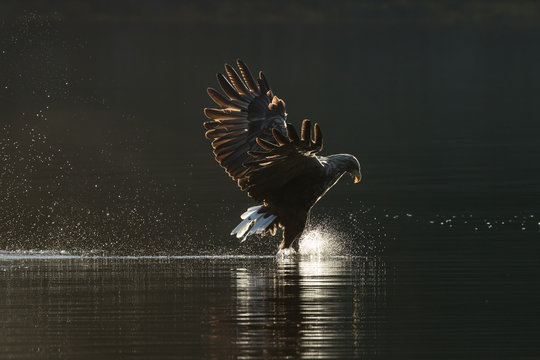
top-left (1, 254), bottom-right (386, 359)
top-left (1, 240), bottom-right (538, 359)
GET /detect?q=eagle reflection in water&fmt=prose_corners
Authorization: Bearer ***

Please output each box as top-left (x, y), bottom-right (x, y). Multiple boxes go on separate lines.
top-left (204, 60), bottom-right (362, 251)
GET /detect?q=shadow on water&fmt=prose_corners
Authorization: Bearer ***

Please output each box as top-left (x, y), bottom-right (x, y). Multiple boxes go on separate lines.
top-left (0, 254), bottom-right (386, 359)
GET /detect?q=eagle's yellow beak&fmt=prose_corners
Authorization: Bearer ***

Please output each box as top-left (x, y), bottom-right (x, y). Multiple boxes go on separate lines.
top-left (351, 169), bottom-right (362, 183)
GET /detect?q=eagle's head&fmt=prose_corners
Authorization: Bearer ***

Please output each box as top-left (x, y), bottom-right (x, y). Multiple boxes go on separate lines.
top-left (326, 154), bottom-right (362, 183)
top-left (345, 155), bottom-right (362, 183)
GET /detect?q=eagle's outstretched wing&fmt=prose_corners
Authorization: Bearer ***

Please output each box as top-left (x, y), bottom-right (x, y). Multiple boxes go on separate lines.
top-left (204, 60), bottom-right (287, 187)
top-left (244, 119), bottom-right (324, 203)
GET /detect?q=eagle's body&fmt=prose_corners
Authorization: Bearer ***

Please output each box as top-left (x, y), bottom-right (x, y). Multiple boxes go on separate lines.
top-left (204, 60), bottom-right (361, 250)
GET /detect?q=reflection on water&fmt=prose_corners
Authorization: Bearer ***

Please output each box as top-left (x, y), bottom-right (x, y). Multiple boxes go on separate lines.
top-left (233, 257), bottom-right (386, 358)
top-left (0, 255), bottom-right (386, 359)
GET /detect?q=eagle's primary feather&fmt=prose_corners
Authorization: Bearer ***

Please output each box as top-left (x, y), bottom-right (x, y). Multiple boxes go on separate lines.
top-left (204, 60), bottom-right (362, 250)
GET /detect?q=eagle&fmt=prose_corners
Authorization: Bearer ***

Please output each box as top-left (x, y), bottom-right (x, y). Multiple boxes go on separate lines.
top-left (203, 60), bottom-right (362, 251)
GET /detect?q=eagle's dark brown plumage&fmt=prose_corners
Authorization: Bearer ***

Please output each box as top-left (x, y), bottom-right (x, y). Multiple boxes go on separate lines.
top-left (204, 60), bottom-right (362, 250)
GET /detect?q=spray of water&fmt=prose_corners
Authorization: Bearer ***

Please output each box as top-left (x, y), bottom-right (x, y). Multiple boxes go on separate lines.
top-left (298, 223), bottom-right (349, 258)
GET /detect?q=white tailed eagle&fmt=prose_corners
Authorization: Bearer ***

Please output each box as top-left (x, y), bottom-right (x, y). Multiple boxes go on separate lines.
top-left (204, 60), bottom-right (362, 250)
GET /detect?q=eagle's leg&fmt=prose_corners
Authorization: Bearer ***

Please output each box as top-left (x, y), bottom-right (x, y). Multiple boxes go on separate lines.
top-left (279, 222), bottom-right (305, 251)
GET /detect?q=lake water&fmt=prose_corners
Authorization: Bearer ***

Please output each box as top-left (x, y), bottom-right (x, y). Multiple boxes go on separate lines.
top-left (1, 2), bottom-right (540, 359)
top-left (1, 234), bottom-right (538, 359)
top-left (1, 254), bottom-right (385, 359)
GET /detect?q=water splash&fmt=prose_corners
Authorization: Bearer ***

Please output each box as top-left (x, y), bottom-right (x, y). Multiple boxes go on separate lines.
top-left (276, 247), bottom-right (297, 260)
top-left (299, 223), bottom-right (349, 258)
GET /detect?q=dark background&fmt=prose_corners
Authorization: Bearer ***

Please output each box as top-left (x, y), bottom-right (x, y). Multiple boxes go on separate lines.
top-left (1, 2), bottom-right (540, 358)
top-left (0, 1), bottom-right (539, 253)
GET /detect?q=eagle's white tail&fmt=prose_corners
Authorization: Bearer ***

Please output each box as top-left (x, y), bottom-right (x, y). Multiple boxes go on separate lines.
top-left (231, 205), bottom-right (277, 241)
